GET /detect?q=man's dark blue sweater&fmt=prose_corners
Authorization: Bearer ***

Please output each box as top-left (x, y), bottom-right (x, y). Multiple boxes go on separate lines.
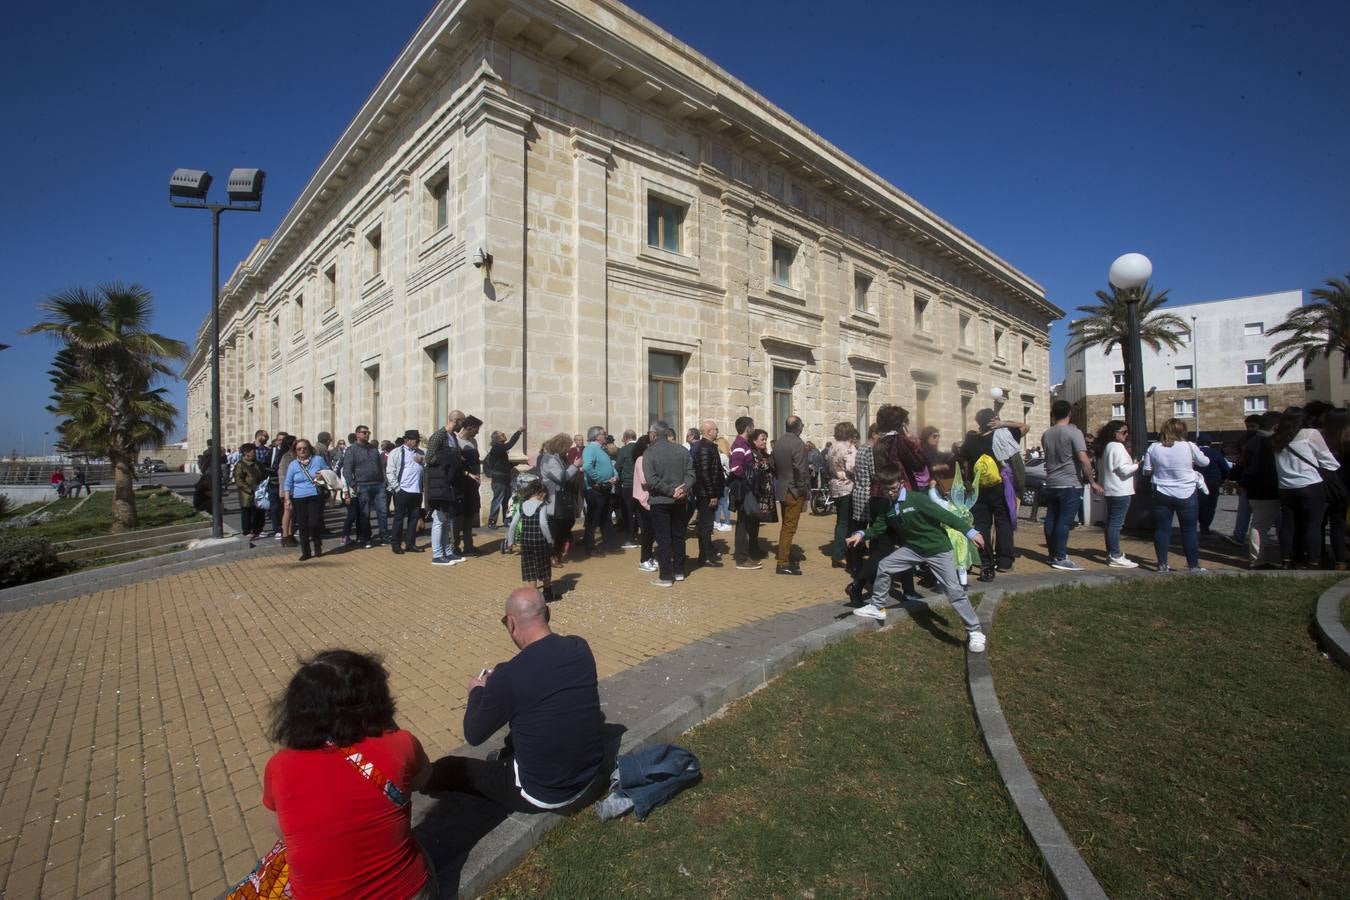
top-left (464, 633), bottom-right (604, 803)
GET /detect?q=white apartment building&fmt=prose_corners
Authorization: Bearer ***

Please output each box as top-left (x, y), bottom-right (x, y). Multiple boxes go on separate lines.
top-left (1063, 290), bottom-right (1306, 438)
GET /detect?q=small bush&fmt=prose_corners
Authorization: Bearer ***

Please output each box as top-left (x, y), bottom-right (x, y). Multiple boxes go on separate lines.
top-left (0, 533), bottom-right (63, 588)
top-left (0, 494), bottom-right (11, 516)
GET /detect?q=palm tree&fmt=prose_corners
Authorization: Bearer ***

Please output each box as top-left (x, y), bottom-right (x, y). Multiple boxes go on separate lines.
top-left (1067, 283), bottom-right (1190, 424)
top-left (27, 284), bottom-right (188, 530)
top-left (1266, 274), bottom-right (1350, 378)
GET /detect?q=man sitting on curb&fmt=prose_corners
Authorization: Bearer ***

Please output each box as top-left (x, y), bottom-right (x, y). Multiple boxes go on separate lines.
top-left (422, 587), bottom-right (605, 813)
top-left (845, 466), bottom-right (989, 653)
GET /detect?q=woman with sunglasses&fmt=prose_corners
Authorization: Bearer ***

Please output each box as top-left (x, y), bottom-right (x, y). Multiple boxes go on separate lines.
top-left (284, 438), bottom-right (332, 561)
top-left (1093, 420), bottom-right (1140, 567)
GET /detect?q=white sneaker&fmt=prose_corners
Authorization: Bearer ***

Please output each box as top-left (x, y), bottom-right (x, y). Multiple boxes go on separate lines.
top-left (1108, 555), bottom-right (1139, 569)
top-left (852, 604), bottom-right (886, 621)
top-left (621, 542), bottom-right (640, 550)
top-left (651, 578), bottom-right (673, 588)
top-left (673, 572), bottom-right (686, 582)
top-left (638, 559), bottom-right (658, 572)
top-left (968, 631), bottom-right (987, 653)
top-left (1188, 566), bottom-right (1209, 574)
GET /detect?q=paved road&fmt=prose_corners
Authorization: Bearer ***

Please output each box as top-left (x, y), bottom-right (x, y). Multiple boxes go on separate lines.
top-left (0, 502), bottom-right (1255, 898)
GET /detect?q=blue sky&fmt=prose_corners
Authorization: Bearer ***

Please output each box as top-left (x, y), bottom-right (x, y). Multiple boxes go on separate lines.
top-left (2, 0), bottom-right (1346, 454)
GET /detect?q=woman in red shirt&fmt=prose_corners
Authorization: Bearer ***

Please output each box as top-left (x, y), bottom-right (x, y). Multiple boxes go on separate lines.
top-left (263, 650), bottom-right (435, 899)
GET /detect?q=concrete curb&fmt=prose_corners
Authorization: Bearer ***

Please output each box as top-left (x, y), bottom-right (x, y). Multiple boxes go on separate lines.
top-left (968, 577), bottom-right (1114, 900)
top-left (424, 612), bottom-right (877, 898)
top-left (1313, 578), bottom-right (1350, 670)
top-left (0, 536), bottom-right (284, 612)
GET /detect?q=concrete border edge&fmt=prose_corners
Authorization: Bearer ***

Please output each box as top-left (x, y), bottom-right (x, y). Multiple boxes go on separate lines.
top-left (968, 580), bottom-right (1110, 900)
top-left (448, 612), bottom-right (875, 898)
top-left (1314, 578), bottom-right (1350, 670)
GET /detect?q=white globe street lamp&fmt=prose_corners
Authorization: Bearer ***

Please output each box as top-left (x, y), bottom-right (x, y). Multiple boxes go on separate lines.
top-left (1108, 253), bottom-right (1152, 461)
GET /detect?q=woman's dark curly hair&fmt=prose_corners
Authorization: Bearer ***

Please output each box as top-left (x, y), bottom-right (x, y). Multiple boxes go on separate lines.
top-left (269, 649), bottom-right (398, 750)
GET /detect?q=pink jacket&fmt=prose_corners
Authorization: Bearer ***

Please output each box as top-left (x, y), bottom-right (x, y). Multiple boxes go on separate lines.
top-left (632, 457), bottom-right (651, 510)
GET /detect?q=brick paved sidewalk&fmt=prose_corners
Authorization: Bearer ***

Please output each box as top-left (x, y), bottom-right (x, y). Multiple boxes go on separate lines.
top-left (0, 508), bottom-right (1250, 898)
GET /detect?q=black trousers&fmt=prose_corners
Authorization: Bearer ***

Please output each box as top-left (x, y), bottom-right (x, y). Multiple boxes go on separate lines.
top-left (696, 498), bottom-right (719, 561)
top-left (1279, 482), bottom-right (1326, 565)
top-left (239, 506), bottom-right (265, 536)
top-left (622, 492), bottom-right (639, 543)
top-left (391, 489), bottom-right (421, 549)
top-left (972, 485), bottom-right (1015, 570)
top-left (639, 506), bottom-right (655, 562)
top-left (650, 501), bottom-right (690, 580)
top-left (582, 486), bottom-right (617, 550)
top-left (293, 496), bottom-right (325, 553)
top-left (424, 744), bottom-right (603, 816)
top-left (734, 512), bottom-right (762, 562)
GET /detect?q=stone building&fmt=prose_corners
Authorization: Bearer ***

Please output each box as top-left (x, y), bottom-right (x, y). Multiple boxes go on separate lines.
top-left (184, 0), bottom-right (1060, 459)
top-left (1062, 290), bottom-right (1306, 442)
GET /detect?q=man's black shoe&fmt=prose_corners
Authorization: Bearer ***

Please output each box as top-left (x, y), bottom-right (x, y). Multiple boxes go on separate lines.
top-left (392, 546), bottom-right (405, 555)
top-left (775, 565), bottom-right (802, 576)
top-left (701, 558), bottom-right (724, 568)
top-left (408, 545), bottom-right (425, 553)
top-left (978, 566), bottom-right (995, 582)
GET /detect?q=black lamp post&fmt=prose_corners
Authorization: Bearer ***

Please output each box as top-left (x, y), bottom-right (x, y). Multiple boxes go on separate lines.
top-left (169, 168), bottom-right (266, 539)
top-left (1109, 253), bottom-right (1153, 460)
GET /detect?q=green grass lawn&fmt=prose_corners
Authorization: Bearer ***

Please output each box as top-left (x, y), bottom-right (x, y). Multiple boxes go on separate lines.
top-left (490, 618), bottom-right (1050, 899)
top-left (993, 575), bottom-right (1350, 898)
top-left (2, 489), bottom-right (204, 545)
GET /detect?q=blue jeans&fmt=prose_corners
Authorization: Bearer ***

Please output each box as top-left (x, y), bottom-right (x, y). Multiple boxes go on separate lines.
top-left (716, 487), bottom-right (731, 526)
top-left (488, 478), bottom-right (510, 526)
top-left (1151, 489), bottom-right (1199, 569)
top-left (430, 507), bottom-right (457, 559)
top-left (1041, 486), bottom-right (1081, 561)
top-left (1231, 490), bottom-right (1250, 541)
top-left (356, 482), bottom-right (389, 543)
top-left (1105, 495), bottom-right (1132, 558)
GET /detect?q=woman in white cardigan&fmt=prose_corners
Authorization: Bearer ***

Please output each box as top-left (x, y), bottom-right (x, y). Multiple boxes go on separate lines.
top-left (1142, 418), bottom-right (1209, 573)
top-left (1093, 420), bottom-right (1140, 568)
top-left (1271, 409), bottom-right (1340, 567)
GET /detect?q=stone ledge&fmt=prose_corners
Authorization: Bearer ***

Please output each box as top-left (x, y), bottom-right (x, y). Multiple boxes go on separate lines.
top-left (1314, 578), bottom-right (1350, 670)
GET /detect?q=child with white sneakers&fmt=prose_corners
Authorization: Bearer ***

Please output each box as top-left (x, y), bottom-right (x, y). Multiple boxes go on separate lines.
top-left (846, 466), bottom-right (989, 652)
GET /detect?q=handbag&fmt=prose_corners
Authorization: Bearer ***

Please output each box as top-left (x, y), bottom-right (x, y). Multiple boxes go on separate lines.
top-left (253, 483), bottom-right (272, 511)
top-left (1285, 445), bottom-right (1348, 505)
top-left (297, 459), bottom-right (331, 503)
top-left (226, 743), bottom-right (411, 900)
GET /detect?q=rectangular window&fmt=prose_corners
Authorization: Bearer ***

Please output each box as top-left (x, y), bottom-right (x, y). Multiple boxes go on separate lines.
top-left (913, 296), bottom-right (928, 332)
top-left (270, 313), bottom-right (280, 350)
top-left (772, 368), bottom-right (797, 437)
top-left (1111, 403), bottom-right (1125, 418)
top-left (1113, 371), bottom-right (1125, 393)
top-left (324, 265), bottom-right (337, 311)
top-left (1175, 365), bottom-right (1193, 390)
top-left (246, 330), bottom-right (255, 367)
top-left (293, 293), bottom-right (304, 331)
top-left (366, 365), bottom-right (380, 440)
top-left (854, 273), bottom-right (871, 313)
top-left (270, 398), bottom-right (279, 436)
top-left (1244, 396), bottom-right (1268, 413)
top-left (1174, 399), bottom-right (1196, 418)
top-left (960, 394), bottom-right (971, 434)
top-left (1244, 322), bottom-right (1263, 336)
top-left (430, 342), bottom-right (449, 430)
top-left (916, 388), bottom-right (930, 430)
top-left (324, 381), bottom-right (336, 439)
top-left (1021, 339), bottom-right (1030, 369)
top-left (959, 313), bottom-right (972, 348)
top-left (366, 225), bottom-right (382, 278)
top-left (855, 381), bottom-right (874, 434)
top-left (1246, 360), bottom-right (1266, 385)
top-left (771, 240), bottom-right (796, 288)
top-left (648, 351), bottom-right (684, 437)
top-left (646, 195), bottom-right (685, 254)
top-left (429, 174), bottom-right (449, 232)
top-left (993, 326), bottom-right (1005, 359)
top-left (293, 392), bottom-right (304, 431)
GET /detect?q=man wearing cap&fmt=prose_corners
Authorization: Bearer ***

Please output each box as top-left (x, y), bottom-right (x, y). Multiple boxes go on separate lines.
top-left (386, 429), bottom-right (425, 554)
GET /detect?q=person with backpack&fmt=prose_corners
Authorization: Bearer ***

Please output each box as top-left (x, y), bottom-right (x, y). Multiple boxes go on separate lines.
top-left (539, 433), bottom-right (580, 565)
top-left (507, 481), bottom-right (555, 601)
top-left (484, 427), bottom-right (524, 528)
top-left (233, 442), bottom-right (266, 541)
top-left (385, 431), bottom-right (425, 555)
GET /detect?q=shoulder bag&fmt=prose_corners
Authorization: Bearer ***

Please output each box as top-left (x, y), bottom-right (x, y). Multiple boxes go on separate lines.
top-left (297, 459), bottom-right (331, 503)
top-left (226, 742), bottom-right (412, 900)
top-left (1285, 444), bottom-right (1347, 505)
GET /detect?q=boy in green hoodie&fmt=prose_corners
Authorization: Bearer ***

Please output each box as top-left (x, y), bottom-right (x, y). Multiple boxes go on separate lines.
top-left (845, 466), bottom-right (988, 652)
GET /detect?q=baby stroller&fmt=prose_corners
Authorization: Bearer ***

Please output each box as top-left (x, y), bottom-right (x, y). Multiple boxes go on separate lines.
top-left (808, 466), bottom-right (834, 516)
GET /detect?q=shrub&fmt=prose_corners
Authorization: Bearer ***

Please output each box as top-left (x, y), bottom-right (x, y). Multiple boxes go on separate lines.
top-left (0, 533), bottom-right (63, 588)
top-left (0, 494), bottom-right (11, 517)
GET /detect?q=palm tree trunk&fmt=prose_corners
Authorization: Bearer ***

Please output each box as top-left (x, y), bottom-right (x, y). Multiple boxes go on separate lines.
top-left (1120, 344), bottom-right (1134, 426)
top-left (110, 450), bottom-right (139, 531)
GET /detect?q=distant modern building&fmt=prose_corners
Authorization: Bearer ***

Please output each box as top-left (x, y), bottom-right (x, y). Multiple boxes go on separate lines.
top-left (184, 0), bottom-right (1061, 456)
top-left (1063, 290), bottom-right (1305, 442)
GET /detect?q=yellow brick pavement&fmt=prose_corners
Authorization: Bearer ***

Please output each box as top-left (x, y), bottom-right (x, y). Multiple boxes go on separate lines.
top-left (0, 513), bottom-right (1245, 898)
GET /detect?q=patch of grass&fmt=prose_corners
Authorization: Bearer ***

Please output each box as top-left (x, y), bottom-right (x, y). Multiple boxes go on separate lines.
top-left (994, 575), bottom-right (1350, 898)
top-left (490, 620), bottom-right (1050, 899)
top-left (20, 491), bottom-right (204, 544)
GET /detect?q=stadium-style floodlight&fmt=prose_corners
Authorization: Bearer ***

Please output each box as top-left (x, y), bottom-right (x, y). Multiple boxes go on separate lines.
top-left (169, 167), bottom-right (267, 538)
top-left (1109, 252), bottom-right (1153, 480)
